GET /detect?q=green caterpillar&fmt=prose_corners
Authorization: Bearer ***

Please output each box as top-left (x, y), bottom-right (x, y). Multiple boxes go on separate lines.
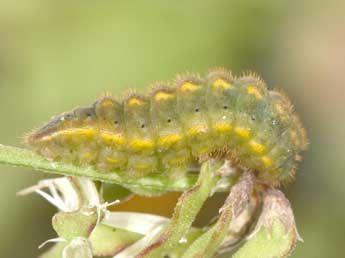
top-left (25, 68), bottom-right (308, 186)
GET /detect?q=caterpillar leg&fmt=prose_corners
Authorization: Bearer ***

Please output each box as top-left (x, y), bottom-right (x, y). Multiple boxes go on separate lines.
top-left (135, 159), bottom-right (223, 258)
top-left (181, 171), bottom-right (257, 258)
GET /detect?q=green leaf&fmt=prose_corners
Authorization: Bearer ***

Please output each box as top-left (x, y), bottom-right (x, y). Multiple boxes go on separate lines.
top-left (232, 189), bottom-right (300, 258)
top-left (0, 144), bottom-right (237, 194)
top-left (232, 219), bottom-right (297, 258)
top-left (101, 183), bottom-right (133, 203)
top-left (52, 208), bottom-right (98, 241)
top-left (89, 224), bottom-right (142, 257)
top-left (0, 144), bottom-right (198, 192)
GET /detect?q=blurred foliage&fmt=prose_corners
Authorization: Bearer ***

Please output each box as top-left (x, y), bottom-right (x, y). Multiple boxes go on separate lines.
top-left (0, 0), bottom-right (344, 257)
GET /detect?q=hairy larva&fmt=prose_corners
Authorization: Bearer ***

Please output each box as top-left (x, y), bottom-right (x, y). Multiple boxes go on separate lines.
top-left (25, 68), bottom-right (308, 186)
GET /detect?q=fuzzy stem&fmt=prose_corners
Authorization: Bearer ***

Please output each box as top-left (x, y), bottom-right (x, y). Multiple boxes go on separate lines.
top-left (135, 160), bottom-right (223, 258)
top-left (181, 171), bottom-right (256, 258)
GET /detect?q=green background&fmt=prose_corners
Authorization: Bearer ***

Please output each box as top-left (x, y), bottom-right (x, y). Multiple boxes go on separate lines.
top-left (0, 1), bottom-right (344, 257)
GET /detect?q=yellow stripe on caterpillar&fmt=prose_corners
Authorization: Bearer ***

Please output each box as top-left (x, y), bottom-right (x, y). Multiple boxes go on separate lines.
top-left (100, 99), bottom-right (114, 108)
top-left (41, 128), bottom-right (97, 141)
top-left (128, 97), bottom-right (144, 106)
top-left (261, 156), bottom-right (273, 167)
top-left (154, 91), bottom-right (175, 101)
top-left (129, 139), bottom-right (154, 151)
top-left (212, 79), bottom-right (232, 90)
top-left (234, 127), bottom-right (251, 139)
top-left (100, 132), bottom-right (126, 145)
top-left (213, 123), bottom-right (232, 133)
top-left (246, 85), bottom-right (263, 99)
top-left (180, 82), bottom-right (200, 92)
top-left (158, 133), bottom-right (182, 146)
top-left (249, 140), bottom-right (266, 154)
top-left (106, 157), bottom-right (121, 164)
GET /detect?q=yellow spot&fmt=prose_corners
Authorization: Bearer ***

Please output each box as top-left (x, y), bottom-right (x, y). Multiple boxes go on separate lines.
top-left (212, 79), bottom-right (232, 90)
top-left (235, 127), bottom-right (251, 139)
top-left (249, 140), bottom-right (266, 154)
top-left (101, 132), bottom-right (126, 145)
top-left (106, 157), bottom-right (120, 164)
top-left (158, 134), bottom-right (182, 146)
top-left (262, 156), bottom-right (273, 167)
top-left (213, 123), bottom-right (232, 133)
top-left (128, 97), bottom-right (144, 106)
top-left (246, 85), bottom-right (263, 99)
top-left (130, 139), bottom-right (154, 151)
top-left (154, 91), bottom-right (174, 101)
top-left (180, 82), bottom-right (200, 92)
top-left (187, 125), bottom-right (208, 136)
top-left (101, 99), bottom-right (113, 108)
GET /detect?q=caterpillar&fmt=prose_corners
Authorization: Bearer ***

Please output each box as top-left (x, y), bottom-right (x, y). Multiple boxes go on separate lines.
top-left (25, 68), bottom-right (308, 186)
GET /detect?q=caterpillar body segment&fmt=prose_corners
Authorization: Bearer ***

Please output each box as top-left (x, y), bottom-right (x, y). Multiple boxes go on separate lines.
top-left (151, 86), bottom-right (191, 178)
top-left (25, 68), bottom-right (308, 186)
top-left (94, 97), bottom-right (127, 172)
top-left (176, 75), bottom-right (211, 157)
top-left (124, 95), bottom-right (158, 177)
